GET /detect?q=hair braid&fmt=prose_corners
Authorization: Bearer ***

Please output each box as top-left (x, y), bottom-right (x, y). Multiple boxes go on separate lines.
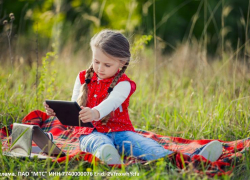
top-left (77, 64), bottom-right (94, 107)
top-left (100, 62), bottom-right (129, 125)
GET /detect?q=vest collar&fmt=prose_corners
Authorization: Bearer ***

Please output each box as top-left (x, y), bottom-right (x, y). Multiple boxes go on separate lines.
top-left (91, 70), bottom-right (120, 83)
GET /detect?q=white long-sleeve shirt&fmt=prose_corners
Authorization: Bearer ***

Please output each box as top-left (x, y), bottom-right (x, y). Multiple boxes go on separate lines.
top-left (71, 75), bottom-right (131, 120)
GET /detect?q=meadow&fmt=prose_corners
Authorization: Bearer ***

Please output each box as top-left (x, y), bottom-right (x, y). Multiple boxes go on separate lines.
top-left (0, 38), bottom-right (250, 179)
top-left (1, 0), bottom-right (250, 178)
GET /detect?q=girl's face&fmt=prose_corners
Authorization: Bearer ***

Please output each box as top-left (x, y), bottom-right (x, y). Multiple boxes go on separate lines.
top-left (92, 47), bottom-right (124, 79)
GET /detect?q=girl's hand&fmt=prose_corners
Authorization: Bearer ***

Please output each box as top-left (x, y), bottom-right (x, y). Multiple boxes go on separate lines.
top-left (79, 106), bottom-right (100, 123)
top-left (43, 102), bottom-right (56, 116)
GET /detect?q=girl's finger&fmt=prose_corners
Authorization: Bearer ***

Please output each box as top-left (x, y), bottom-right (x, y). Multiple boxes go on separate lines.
top-left (47, 109), bottom-right (53, 113)
top-left (80, 115), bottom-right (91, 122)
top-left (48, 108), bottom-right (54, 112)
top-left (79, 108), bottom-right (88, 114)
top-left (79, 112), bottom-right (89, 119)
top-left (46, 110), bottom-right (55, 116)
top-left (81, 118), bottom-right (91, 123)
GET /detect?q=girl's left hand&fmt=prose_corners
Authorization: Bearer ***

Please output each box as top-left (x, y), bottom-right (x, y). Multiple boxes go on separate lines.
top-left (79, 106), bottom-right (97, 123)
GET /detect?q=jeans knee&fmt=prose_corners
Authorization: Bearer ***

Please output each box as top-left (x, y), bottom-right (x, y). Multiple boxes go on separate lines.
top-left (79, 133), bottom-right (113, 153)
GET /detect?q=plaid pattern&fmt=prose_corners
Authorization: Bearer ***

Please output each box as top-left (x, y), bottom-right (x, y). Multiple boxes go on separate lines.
top-left (0, 110), bottom-right (247, 177)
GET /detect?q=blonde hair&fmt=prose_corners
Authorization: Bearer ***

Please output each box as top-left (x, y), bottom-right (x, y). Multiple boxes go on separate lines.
top-left (77, 29), bottom-right (131, 124)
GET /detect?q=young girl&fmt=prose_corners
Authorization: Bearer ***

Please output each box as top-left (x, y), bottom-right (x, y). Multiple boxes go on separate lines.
top-left (44, 29), bottom-right (223, 164)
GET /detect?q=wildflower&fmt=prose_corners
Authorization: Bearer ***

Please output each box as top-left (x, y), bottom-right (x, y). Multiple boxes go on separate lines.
top-left (86, 168), bottom-right (92, 172)
top-left (9, 13), bottom-right (15, 21)
top-left (3, 20), bottom-right (8, 25)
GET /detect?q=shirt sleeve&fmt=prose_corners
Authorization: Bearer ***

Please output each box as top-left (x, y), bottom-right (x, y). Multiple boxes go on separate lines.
top-left (93, 81), bottom-right (131, 120)
top-left (71, 75), bottom-right (81, 102)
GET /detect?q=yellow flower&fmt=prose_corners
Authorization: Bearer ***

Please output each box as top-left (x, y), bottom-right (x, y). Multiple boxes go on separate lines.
top-left (86, 168), bottom-right (92, 172)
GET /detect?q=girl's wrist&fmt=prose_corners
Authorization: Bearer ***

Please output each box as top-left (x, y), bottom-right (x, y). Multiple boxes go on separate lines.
top-left (91, 108), bottom-right (100, 121)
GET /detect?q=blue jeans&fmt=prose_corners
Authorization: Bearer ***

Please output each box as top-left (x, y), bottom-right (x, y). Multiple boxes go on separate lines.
top-left (79, 130), bottom-right (173, 161)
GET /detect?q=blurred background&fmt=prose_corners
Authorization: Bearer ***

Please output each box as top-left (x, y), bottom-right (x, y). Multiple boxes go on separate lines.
top-left (0, 0), bottom-right (250, 140)
top-left (1, 0), bottom-right (250, 63)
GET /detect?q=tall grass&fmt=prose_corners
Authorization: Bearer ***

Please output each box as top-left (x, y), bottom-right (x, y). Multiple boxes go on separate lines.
top-left (1, 41), bottom-right (250, 179)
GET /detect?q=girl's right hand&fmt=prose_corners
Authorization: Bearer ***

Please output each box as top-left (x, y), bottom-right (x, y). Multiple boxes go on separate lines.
top-left (43, 102), bottom-right (56, 116)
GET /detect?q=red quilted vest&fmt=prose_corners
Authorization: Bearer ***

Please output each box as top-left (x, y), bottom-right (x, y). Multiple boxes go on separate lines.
top-left (74, 70), bottom-right (136, 135)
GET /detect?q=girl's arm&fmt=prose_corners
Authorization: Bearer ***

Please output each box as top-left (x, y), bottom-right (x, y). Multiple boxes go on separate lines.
top-left (92, 81), bottom-right (131, 120)
top-left (71, 75), bottom-right (82, 101)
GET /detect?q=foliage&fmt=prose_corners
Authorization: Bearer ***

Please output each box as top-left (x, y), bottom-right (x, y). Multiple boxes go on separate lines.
top-left (36, 51), bottom-right (58, 104)
top-left (139, 0), bottom-right (250, 55)
top-left (1, 0), bottom-right (250, 56)
top-left (131, 34), bottom-right (153, 61)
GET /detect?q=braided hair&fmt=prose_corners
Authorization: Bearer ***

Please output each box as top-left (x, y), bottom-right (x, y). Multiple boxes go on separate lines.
top-left (77, 63), bottom-right (94, 107)
top-left (77, 29), bottom-right (131, 125)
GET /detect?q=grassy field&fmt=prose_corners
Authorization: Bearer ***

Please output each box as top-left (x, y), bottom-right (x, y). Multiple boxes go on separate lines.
top-left (0, 43), bottom-right (250, 179)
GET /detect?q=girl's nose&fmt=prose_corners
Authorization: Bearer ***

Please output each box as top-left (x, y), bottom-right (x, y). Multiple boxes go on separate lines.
top-left (98, 64), bottom-right (104, 71)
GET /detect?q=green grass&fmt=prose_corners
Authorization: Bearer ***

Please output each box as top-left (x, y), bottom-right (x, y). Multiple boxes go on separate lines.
top-left (0, 45), bottom-right (250, 179)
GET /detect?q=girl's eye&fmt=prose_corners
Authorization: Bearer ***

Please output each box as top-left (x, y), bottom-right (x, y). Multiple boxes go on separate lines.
top-left (105, 65), bottom-right (110, 67)
top-left (95, 61), bottom-right (100, 64)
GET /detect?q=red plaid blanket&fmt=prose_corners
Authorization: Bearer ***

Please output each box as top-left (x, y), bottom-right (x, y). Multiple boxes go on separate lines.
top-left (1, 110), bottom-right (247, 177)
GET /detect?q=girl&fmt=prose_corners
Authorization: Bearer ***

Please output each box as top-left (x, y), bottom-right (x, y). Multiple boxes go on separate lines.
top-left (44, 29), bottom-right (222, 165)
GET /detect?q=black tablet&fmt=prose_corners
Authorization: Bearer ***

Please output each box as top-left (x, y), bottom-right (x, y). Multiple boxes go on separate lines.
top-left (45, 100), bottom-right (94, 127)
